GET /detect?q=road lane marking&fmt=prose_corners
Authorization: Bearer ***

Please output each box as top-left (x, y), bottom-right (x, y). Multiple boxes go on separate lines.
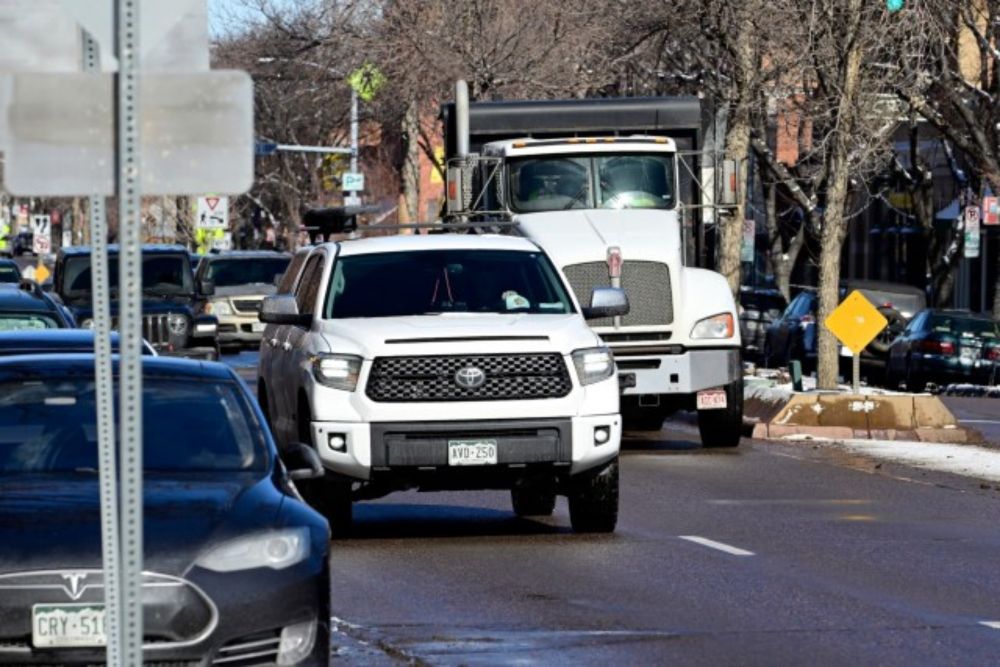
top-left (678, 535), bottom-right (754, 556)
top-left (980, 621), bottom-right (1000, 629)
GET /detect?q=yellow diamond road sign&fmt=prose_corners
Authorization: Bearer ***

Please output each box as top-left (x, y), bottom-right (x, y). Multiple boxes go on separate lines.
top-left (825, 290), bottom-right (889, 355)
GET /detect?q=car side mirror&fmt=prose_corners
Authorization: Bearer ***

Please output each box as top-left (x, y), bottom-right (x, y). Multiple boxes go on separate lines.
top-left (582, 287), bottom-right (629, 320)
top-left (286, 442), bottom-right (324, 481)
top-left (260, 294), bottom-right (311, 326)
top-left (198, 279), bottom-right (215, 296)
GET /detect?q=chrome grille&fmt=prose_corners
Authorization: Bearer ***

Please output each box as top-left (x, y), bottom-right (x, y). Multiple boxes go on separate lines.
top-left (232, 298), bottom-right (262, 314)
top-left (563, 261), bottom-right (673, 327)
top-left (112, 315), bottom-right (175, 345)
top-left (213, 630), bottom-right (281, 665)
top-left (367, 354), bottom-right (572, 402)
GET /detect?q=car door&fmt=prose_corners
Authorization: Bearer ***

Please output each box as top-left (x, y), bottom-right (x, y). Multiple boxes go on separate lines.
top-left (275, 252), bottom-right (326, 445)
top-left (771, 293), bottom-right (806, 361)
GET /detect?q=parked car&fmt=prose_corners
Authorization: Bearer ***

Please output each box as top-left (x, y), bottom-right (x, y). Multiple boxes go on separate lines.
top-left (763, 280), bottom-right (926, 377)
top-left (0, 355), bottom-right (330, 665)
top-left (886, 309), bottom-right (1000, 391)
top-left (0, 259), bottom-right (22, 283)
top-left (53, 245), bottom-right (220, 359)
top-left (0, 280), bottom-right (75, 331)
top-left (257, 234), bottom-right (626, 535)
top-left (739, 286), bottom-right (787, 361)
top-left (197, 250), bottom-right (291, 352)
top-left (0, 329), bottom-right (156, 356)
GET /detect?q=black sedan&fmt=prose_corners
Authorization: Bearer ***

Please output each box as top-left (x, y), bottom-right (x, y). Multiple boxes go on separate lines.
top-left (885, 309), bottom-right (1000, 391)
top-left (0, 355), bottom-right (331, 665)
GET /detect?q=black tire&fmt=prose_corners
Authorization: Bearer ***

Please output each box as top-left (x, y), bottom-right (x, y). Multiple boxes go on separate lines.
top-left (697, 380), bottom-right (743, 448)
top-left (511, 478), bottom-right (557, 517)
top-left (905, 360), bottom-right (926, 394)
top-left (568, 458), bottom-right (619, 533)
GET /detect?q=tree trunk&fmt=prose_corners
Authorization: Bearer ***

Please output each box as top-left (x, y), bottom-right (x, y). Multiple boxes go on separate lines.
top-left (993, 245), bottom-right (1000, 319)
top-left (401, 100), bottom-right (421, 224)
top-left (717, 18), bottom-right (755, 297)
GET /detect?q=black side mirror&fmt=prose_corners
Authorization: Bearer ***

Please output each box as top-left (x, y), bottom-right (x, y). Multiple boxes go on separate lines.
top-left (260, 294), bottom-right (311, 326)
top-left (286, 443), bottom-right (324, 481)
top-left (582, 287), bottom-right (630, 320)
top-left (198, 279), bottom-right (215, 296)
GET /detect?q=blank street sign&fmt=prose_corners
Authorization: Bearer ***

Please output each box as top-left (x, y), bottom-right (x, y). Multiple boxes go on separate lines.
top-left (5, 71), bottom-right (254, 196)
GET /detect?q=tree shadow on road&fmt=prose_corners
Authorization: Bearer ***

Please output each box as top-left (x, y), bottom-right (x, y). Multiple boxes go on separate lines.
top-left (340, 502), bottom-right (576, 541)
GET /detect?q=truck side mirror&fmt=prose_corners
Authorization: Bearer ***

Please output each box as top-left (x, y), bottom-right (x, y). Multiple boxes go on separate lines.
top-left (260, 294), bottom-right (311, 326)
top-left (583, 287), bottom-right (629, 320)
top-left (198, 279), bottom-right (215, 296)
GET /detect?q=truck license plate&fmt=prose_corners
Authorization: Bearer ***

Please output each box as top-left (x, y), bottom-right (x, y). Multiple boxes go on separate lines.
top-left (447, 439), bottom-right (498, 466)
top-left (696, 389), bottom-right (728, 410)
top-left (32, 603), bottom-right (106, 648)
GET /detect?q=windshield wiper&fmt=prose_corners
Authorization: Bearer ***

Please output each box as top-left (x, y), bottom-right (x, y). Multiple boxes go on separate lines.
top-left (562, 184), bottom-right (590, 210)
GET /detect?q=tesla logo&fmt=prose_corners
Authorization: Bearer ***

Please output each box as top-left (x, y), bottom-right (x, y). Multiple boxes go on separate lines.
top-left (61, 572), bottom-right (89, 600)
top-left (454, 366), bottom-right (486, 389)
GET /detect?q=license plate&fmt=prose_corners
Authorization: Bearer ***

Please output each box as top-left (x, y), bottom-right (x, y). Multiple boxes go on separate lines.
top-left (447, 439), bottom-right (498, 466)
top-left (251, 322), bottom-right (266, 333)
top-left (696, 389), bottom-right (728, 410)
top-left (32, 603), bottom-right (106, 648)
top-left (960, 347), bottom-right (978, 362)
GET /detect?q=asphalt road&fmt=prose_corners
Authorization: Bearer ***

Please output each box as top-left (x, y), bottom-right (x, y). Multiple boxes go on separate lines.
top-left (941, 395), bottom-right (1000, 445)
top-left (223, 351), bottom-right (1000, 665)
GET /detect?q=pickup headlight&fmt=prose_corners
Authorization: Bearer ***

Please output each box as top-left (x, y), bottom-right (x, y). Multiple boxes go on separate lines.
top-left (311, 353), bottom-right (362, 391)
top-left (572, 347), bottom-right (615, 386)
top-left (206, 300), bottom-right (232, 316)
top-left (691, 313), bottom-right (735, 339)
top-left (196, 528), bottom-right (309, 572)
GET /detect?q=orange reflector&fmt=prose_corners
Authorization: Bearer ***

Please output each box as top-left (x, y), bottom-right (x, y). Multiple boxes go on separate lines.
top-left (567, 138), bottom-right (580, 144)
top-left (585, 138), bottom-right (598, 144)
top-left (604, 137), bottom-right (615, 143)
top-left (654, 137), bottom-right (668, 144)
top-left (447, 181), bottom-right (457, 199)
top-left (513, 141), bottom-right (526, 148)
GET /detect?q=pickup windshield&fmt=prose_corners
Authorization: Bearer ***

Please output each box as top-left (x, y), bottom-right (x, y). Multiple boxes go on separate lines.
top-left (324, 249), bottom-right (575, 318)
top-left (508, 152), bottom-right (676, 213)
top-left (60, 254), bottom-right (194, 298)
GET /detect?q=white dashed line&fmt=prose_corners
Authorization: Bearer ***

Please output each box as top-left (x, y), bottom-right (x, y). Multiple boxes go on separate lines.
top-left (980, 621), bottom-right (1000, 630)
top-left (678, 535), bottom-right (755, 556)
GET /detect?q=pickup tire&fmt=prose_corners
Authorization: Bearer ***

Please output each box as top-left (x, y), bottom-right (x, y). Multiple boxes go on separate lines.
top-left (568, 458), bottom-right (619, 533)
top-left (511, 478), bottom-right (557, 517)
top-left (697, 380), bottom-right (743, 448)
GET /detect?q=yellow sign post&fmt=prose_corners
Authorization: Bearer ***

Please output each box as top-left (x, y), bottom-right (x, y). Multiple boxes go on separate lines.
top-left (824, 290), bottom-right (888, 392)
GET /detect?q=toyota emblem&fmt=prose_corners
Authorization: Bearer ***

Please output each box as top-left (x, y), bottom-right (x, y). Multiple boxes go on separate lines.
top-left (454, 366), bottom-right (486, 389)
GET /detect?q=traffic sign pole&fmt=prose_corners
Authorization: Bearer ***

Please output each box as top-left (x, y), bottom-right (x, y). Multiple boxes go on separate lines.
top-left (853, 351), bottom-right (861, 394)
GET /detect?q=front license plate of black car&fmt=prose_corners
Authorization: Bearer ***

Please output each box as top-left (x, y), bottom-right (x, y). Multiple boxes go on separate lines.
top-left (32, 603), bottom-right (106, 648)
top-left (448, 439), bottom-right (498, 466)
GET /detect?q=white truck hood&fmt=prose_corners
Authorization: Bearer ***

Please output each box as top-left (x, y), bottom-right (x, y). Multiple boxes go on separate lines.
top-left (514, 208), bottom-right (682, 267)
top-left (317, 313), bottom-right (601, 359)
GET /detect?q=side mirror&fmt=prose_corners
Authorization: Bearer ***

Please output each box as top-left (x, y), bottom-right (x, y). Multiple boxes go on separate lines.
top-left (259, 294), bottom-right (311, 326)
top-left (286, 442), bottom-right (325, 481)
top-left (198, 279), bottom-right (215, 296)
top-left (582, 287), bottom-right (629, 320)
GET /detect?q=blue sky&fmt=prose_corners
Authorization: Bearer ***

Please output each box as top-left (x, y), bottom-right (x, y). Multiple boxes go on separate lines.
top-left (208, 0), bottom-right (277, 36)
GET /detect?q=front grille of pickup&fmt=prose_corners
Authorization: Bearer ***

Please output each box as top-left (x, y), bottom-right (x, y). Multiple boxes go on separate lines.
top-left (366, 354), bottom-right (572, 402)
top-left (562, 261), bottom-right (673, 327)
top-left (232, 298), bottom-right (262, 314)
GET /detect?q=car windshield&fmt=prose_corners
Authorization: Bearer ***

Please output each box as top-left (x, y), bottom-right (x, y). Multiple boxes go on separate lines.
top-left (508, 152), bottom-right (676, 212)
top-left (0, 377), bottom-right (266, 474)
top-left (61, 254), bottom-right (194, 297)
top-left (0, 265), bottom-right (20, 283)
top-left (929, 315), bottom-right (1000, 339)
top-left (325, 249), bottom-right (575, 318)
top-left (205, 257), bottom-right (290, 287)
top-left (0, 313), bottom-right (60, 331)
top-left (854, 289), bottom-right (924, 318)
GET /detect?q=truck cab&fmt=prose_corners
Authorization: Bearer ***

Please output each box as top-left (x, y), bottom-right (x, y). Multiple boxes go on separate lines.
top-left (444, 89), bottom-right (743, 446)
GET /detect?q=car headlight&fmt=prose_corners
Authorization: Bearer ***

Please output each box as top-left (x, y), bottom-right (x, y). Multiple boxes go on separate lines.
top-left (691, 313), bottom-right (735, 339)
top-left (81, 318), bottom-right (94, 329)
top-left (572, 347), bottom-right (615, 386)
top-left (311, 353), bottom-right (363, 391)
top-left (196, 528), bottom-right (310, 573)
top-left (206, 300), bottom-right (232, 316)
top-left (167, 313), bottom-right (188, 335)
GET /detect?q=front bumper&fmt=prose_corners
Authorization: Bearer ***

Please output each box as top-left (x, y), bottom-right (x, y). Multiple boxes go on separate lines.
top-left (312, 414), bottom-right (621, 480)
top-left (913, 355), bottom-right (998, 385)
top-left (217, 313), bottom-right (266, 346)
top-left (614, 347), bottom-right (741, 396)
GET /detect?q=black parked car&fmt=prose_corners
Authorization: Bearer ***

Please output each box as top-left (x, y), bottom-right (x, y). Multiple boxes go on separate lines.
top-left (886, 310), bottom-right (1000, 391)
top-left (763, 280), bottom-right (926, 377)
top-left (0, 355), bottom-right (331, 665)
top-left (739, 286), bottom-right (787, 361)
top-left (54, 245), bottom-right (220, 359)
top-left (0, 280), bottom-right (75, 331)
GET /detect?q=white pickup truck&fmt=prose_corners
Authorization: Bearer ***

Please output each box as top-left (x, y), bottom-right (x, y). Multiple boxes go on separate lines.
top-left (257, 233), bottom-right (627, 534)
top-left (444, 86), bottom-right (744, 446)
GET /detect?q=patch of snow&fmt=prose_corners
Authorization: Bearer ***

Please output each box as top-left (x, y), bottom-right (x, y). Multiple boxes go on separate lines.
top-left (837, 439), bottom-right (1000, 483)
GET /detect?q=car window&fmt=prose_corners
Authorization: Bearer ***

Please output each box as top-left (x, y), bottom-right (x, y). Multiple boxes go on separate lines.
top-left (325, 249), bottom-right (575, 318)
top-left (0, 265), bottom-right (20, 283)
top-left (277, 253), bottom-right (307, 295)
top-left (205, 257), bottom-right (290, 288)
top-left (0, 313), bottom-right (61, 331)
top-left (61, 254), bottom-right (194, 297)
top-left (294, 255), bottom-right (324, 315)
top-left (905, 311), bottom-right (928, 334)
top-left (0, 378), bottom-right (267, 474)
top-left (928, 314), bottom-right (999, 339)
top-left (854, 288), bottom-right (924, 318)
top-left (784, 293), bottom-right (813, 319)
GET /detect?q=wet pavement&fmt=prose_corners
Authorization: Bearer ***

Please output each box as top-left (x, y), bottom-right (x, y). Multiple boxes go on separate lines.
top-left (222, 351), bottom-right (1000, 665)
